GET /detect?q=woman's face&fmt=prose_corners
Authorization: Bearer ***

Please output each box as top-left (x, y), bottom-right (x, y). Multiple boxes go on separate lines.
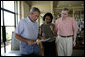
top-left (45, 16), bottom-right (51, 23)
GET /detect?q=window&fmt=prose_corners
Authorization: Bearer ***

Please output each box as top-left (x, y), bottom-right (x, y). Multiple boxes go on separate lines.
top-left (1, 1), bottom-right (19, 53)
top-left (1, 27), bottom-right (2, 43)
top-left (1, 1), bottom-right (2, 8)
top-left (1, 10), bottom-right (3, 26)
top-left (4, 11), bottom-right (14, 26)
top-left (3, 1), bottom-right (14, 12)
top-left (6, 27), bottom-right (15, 40)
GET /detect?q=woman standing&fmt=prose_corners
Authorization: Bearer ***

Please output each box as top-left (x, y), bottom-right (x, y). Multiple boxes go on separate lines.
top-left (39, 13), bottom-right (56, 56)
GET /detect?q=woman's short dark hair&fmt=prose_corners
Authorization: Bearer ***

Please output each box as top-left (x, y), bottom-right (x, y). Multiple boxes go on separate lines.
top-left (43, 13), bottom-right (53, 23)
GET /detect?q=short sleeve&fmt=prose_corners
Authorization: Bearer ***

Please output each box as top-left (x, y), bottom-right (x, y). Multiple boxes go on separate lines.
top-left (15, 20), bottom-right (24, 35)
top-left (72, 18), bottom-right (79, 31)
top-left (51, 23), bottom-right (55, 30)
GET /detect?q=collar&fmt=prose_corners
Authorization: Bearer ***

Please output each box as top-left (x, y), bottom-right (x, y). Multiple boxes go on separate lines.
top-left (25, 16), bottom-right (36, 24)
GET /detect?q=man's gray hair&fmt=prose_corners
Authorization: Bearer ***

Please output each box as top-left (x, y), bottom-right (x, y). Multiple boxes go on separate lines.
top-left (29, 7), bottom-right (40, 14)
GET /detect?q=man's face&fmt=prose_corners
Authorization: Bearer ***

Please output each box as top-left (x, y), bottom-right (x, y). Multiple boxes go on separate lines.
top-left (61, 10), bottom-right (69, 18)
top-left (31, 11), bottom-right (40, 22)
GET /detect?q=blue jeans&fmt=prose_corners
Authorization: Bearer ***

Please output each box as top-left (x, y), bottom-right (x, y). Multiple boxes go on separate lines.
top-left (32, 44), bottom-right (40, 55)
top-left (20, 42), bottom-right (40, 55)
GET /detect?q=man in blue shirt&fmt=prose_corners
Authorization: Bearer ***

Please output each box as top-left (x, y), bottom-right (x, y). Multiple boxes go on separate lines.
top-left (15, 7), bottom-right (40, 56)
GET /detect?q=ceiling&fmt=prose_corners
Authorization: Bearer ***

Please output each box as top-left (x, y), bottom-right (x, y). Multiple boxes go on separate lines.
top-left (26, 1), bottom-right (84, 16)
top-left (26, 1), bottom-right (84, 8)
top-left (54, 1), bottom-right (84, 8)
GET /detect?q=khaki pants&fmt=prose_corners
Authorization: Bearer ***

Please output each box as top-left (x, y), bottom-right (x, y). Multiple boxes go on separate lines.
top-left (56, 36), bottom-right (73, 56)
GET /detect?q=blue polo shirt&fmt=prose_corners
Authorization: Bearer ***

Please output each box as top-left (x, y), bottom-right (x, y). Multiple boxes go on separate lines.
top-left (15, 17), bottom-right (40, 55)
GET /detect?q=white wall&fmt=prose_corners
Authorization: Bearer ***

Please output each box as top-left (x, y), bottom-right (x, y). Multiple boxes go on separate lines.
top-left (31, 1), bottom-right (54, 26)
top-left (23, 2), bottom-right (30, 18)
top-left (20, 1), bottom-right (30, 19)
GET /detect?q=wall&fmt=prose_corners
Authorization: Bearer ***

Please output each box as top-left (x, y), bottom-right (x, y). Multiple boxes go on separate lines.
top-left (23, 2), bottom-right (30, 18)
top-left (19, 1), bottom-right (30, 19)
top-left (31, 1), bottom-right (54, 26)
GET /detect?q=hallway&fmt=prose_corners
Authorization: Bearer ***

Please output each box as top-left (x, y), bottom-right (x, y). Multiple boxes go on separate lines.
top-left (1, 1), bottom-right (84, 56)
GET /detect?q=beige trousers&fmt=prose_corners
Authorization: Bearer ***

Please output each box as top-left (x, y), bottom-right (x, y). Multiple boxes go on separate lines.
top-left (56, 36), bottom-right (73, 56)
